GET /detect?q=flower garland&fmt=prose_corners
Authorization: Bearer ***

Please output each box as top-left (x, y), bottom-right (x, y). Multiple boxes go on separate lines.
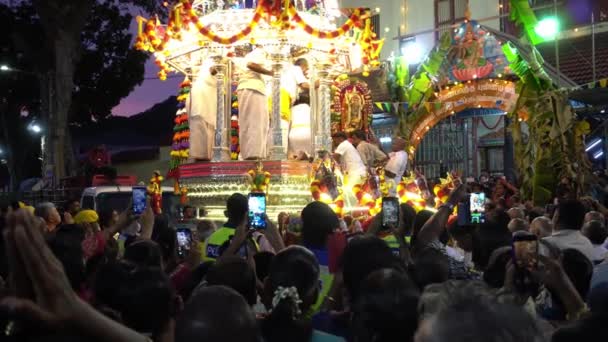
top-left (168, 79), bottom-right (191, 179)
top-left (357, 17), bottom-right (384, 76)
top-left (187, 3), bottom-right (265, 44)
top-left (433, 172), bottom-right (460, 207)
top-left (287, 5), bottom-right (366, 39)
top-left (135, 1), bottom-right (375, 73)
top-left (230, 83), bottom-right (240, 160)
top-left (352, 183), bottom-right (381, 216)
top-left (396, 174), bottom-right (427, 212)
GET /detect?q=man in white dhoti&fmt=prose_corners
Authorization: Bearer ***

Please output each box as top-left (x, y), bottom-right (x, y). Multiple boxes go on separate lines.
top-left (332, 132), bottom-right (367, 208)
top-left (282, 58), bottom-right (313, 159)
top-left (384, 137), bottom-right (409, 194)
top-left (238, 45), bottom-right (273, 160)
top-left (188, 60), bottom-right (218, 161)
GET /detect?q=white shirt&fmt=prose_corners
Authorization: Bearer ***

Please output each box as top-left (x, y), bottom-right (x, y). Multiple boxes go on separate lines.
top-left (281, 65), bottom-right (307, 103)
top-left (542, 230), bottom-right (596, 263)
top-left (237, 48), bottom-right (267, 95)
top-left (188, 60), bottom-right (217, 126)
top-left (592, 244), bottom-right (608, 264)
top-left (385, 150), bottom-right (408, 182)
top-left (334, 140), bottom-right (366, 177)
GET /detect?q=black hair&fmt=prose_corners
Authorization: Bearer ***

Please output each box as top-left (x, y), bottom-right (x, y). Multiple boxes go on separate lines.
top-left (561, 248), bottom-right (593, 300)
top-left (151, 215), bottom-right (177, 266)
top-left (93, 260), bottom-right (137, 311)
top-left (179, 261), bottom-right (215, 302)
top-left (419, 292), bottom-right (543, 342)
top-left (400, 203), bottom-right (417, 235)
top-left (124, 240), bottom-right (164, 269)
top-left (175, 286), bottom-right (260, 342)
top-left (483, 246), bottom-right (512, 288)
top-left (10, 201), bottom-right (20, 210)
top-left (475, 218), bottom-right (512, 271)
top-left (48, 225), bottom-right (86, 291)
top-left (261, 246), bottom-right (320, 342)
top-left (120, 267), bottom-right (175, 338)
top-left (350, 129), bottom-right (367, 141)
top-left (352, 269), bottom-right (420, 342)
top-left (98, 208), bottom-right (116, 229)
top-left (331, 131), bottom-right (348, 140)
top-left (411, 210), bottom-right (434, 247)
top-left (342, 235), bottom-right (404, 302)
top-left (584, 220), bottom-right (607, 244)
top-left (411, 246), bottom-right (449, 290)
top-left (294, 58), bottom-right (308, 67)
top-left (301, 201), bottom-right (338, 249)
top-left (557, 200), bottom-right (586, 230)
top-left (254, 251), bottom-right (275, 282)
top-left (64, 198), bottom-right (80, 210)
top-left (206, 256), bottom-right (258, 306)
top-left (226, 193), bottom-right (248, 224)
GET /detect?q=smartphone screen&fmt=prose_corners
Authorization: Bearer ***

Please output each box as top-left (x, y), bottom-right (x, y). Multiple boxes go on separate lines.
top-left (132, 186), bottom-right (147, 215)
top-left (248, 193), bottom-right (267, 230)
top-left (512, 233), bottom-right (538, 270)
top-left (382, 197), bottom-right (400, 228)
top-left (176, 228), bottom-right (192, 258)
top-left (469, 192), bottom-right (486, 224)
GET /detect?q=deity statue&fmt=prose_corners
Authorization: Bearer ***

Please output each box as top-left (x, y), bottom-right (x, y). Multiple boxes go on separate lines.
top-left (450, 21), bottom-right (493, 81)
top-left (247, 161), bottom-right (271, 193)
top-left (458, 24), bottom-right (484, 68)
top-left (147, 170), bottom-right (164, 215)
top-left (344, 88), bottom-right (363, 131)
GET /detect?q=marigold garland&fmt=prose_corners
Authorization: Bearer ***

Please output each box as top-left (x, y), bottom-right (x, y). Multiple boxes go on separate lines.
top-left (135, 1), bottom-right (378, 80)
top-left (168, 78), bottom-right (191, 179)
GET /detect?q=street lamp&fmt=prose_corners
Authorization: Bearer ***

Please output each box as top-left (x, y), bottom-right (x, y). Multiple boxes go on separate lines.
top-left (30, 124), bottom-right (42, 134)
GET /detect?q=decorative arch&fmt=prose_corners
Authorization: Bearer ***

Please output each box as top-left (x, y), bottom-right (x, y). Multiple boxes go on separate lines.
top-left (407, 79), bottom-right (518, 150)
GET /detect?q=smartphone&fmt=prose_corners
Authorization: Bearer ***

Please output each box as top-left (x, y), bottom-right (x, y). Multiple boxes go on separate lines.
top-left (469, 192), bottom-right (486, 224)
top-left (176, 228), bottom-right (193, 258)
top-left (512, 231), bottom-right (539, 270)
top-left (248, 192), bottom-right (267, 230)
top-left (381, 197), bottom-right (400, 229)
top-left (132, 186), bottom-right (147, 215)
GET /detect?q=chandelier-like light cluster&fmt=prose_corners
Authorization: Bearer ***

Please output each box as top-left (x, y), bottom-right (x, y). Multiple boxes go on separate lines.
top-left (135, 0), bottom-right (383, 79)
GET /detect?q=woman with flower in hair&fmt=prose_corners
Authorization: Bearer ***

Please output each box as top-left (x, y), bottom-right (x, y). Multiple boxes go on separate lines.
top-left (260, 246), bottom-right (344, 342)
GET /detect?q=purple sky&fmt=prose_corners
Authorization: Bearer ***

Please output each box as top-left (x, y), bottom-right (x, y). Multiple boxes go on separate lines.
top-left (111, 10), bottom-right (182, 117)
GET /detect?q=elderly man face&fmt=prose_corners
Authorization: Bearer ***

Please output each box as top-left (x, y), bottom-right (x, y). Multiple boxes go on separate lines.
top-left (530, 216), bottom-right (552, 239)
top-left (584, 211), bottom-right (604, 225)
top-left (508, 218), bottom-right (529, 233)
top-left (507, 207), bottom-right (525, 220)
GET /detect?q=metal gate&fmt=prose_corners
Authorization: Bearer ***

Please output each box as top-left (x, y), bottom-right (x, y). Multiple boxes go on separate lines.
top-left (414, 116), bottom-right (471, 179)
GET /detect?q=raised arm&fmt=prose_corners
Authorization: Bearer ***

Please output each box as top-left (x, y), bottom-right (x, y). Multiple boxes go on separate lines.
top-left (247, 62), bottom-right (273, 76)
top-left (415, 184), bottom-right (467, 249)
top-left (1, 210), bottom-right (150, 342)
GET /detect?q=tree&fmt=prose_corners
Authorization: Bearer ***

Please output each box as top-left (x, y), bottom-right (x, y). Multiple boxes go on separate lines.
top-left (3, 0), bottom-right (167, 186)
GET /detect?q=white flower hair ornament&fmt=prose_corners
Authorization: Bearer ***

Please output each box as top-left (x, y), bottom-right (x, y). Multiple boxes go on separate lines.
top-left (271, 286), bottom-right (303, 318)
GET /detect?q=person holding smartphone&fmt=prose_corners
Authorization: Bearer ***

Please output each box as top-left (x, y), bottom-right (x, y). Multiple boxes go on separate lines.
top-left (415, 184), bottom-right (480, 280)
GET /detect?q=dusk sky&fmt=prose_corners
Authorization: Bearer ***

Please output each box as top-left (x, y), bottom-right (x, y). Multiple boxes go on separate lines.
top-left (111, 10), bottom-right (182, 117)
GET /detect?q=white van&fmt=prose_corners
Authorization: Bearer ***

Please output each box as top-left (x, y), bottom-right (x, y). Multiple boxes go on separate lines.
top-left (80, 185), bottom-right (180, 219)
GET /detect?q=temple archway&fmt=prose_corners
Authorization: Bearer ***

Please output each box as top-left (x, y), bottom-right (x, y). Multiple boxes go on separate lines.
top-left (408, 79), bottom-right (519, 149)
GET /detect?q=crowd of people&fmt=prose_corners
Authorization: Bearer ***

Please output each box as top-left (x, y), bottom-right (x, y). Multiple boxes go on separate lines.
top-left (1, 173), bottom-right (608, 342)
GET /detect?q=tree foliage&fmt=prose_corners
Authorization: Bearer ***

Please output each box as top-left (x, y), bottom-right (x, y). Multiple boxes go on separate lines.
top-left (0, 0), bottom-right (169, 186)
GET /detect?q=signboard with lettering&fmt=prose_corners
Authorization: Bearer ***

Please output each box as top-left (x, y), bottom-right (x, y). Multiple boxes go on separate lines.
top-left (408, 79), bottom-right (518, 149)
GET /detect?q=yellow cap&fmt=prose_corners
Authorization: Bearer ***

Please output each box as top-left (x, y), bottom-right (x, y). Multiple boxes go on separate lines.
top-left (74, 210), bottom-right (99, 224)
